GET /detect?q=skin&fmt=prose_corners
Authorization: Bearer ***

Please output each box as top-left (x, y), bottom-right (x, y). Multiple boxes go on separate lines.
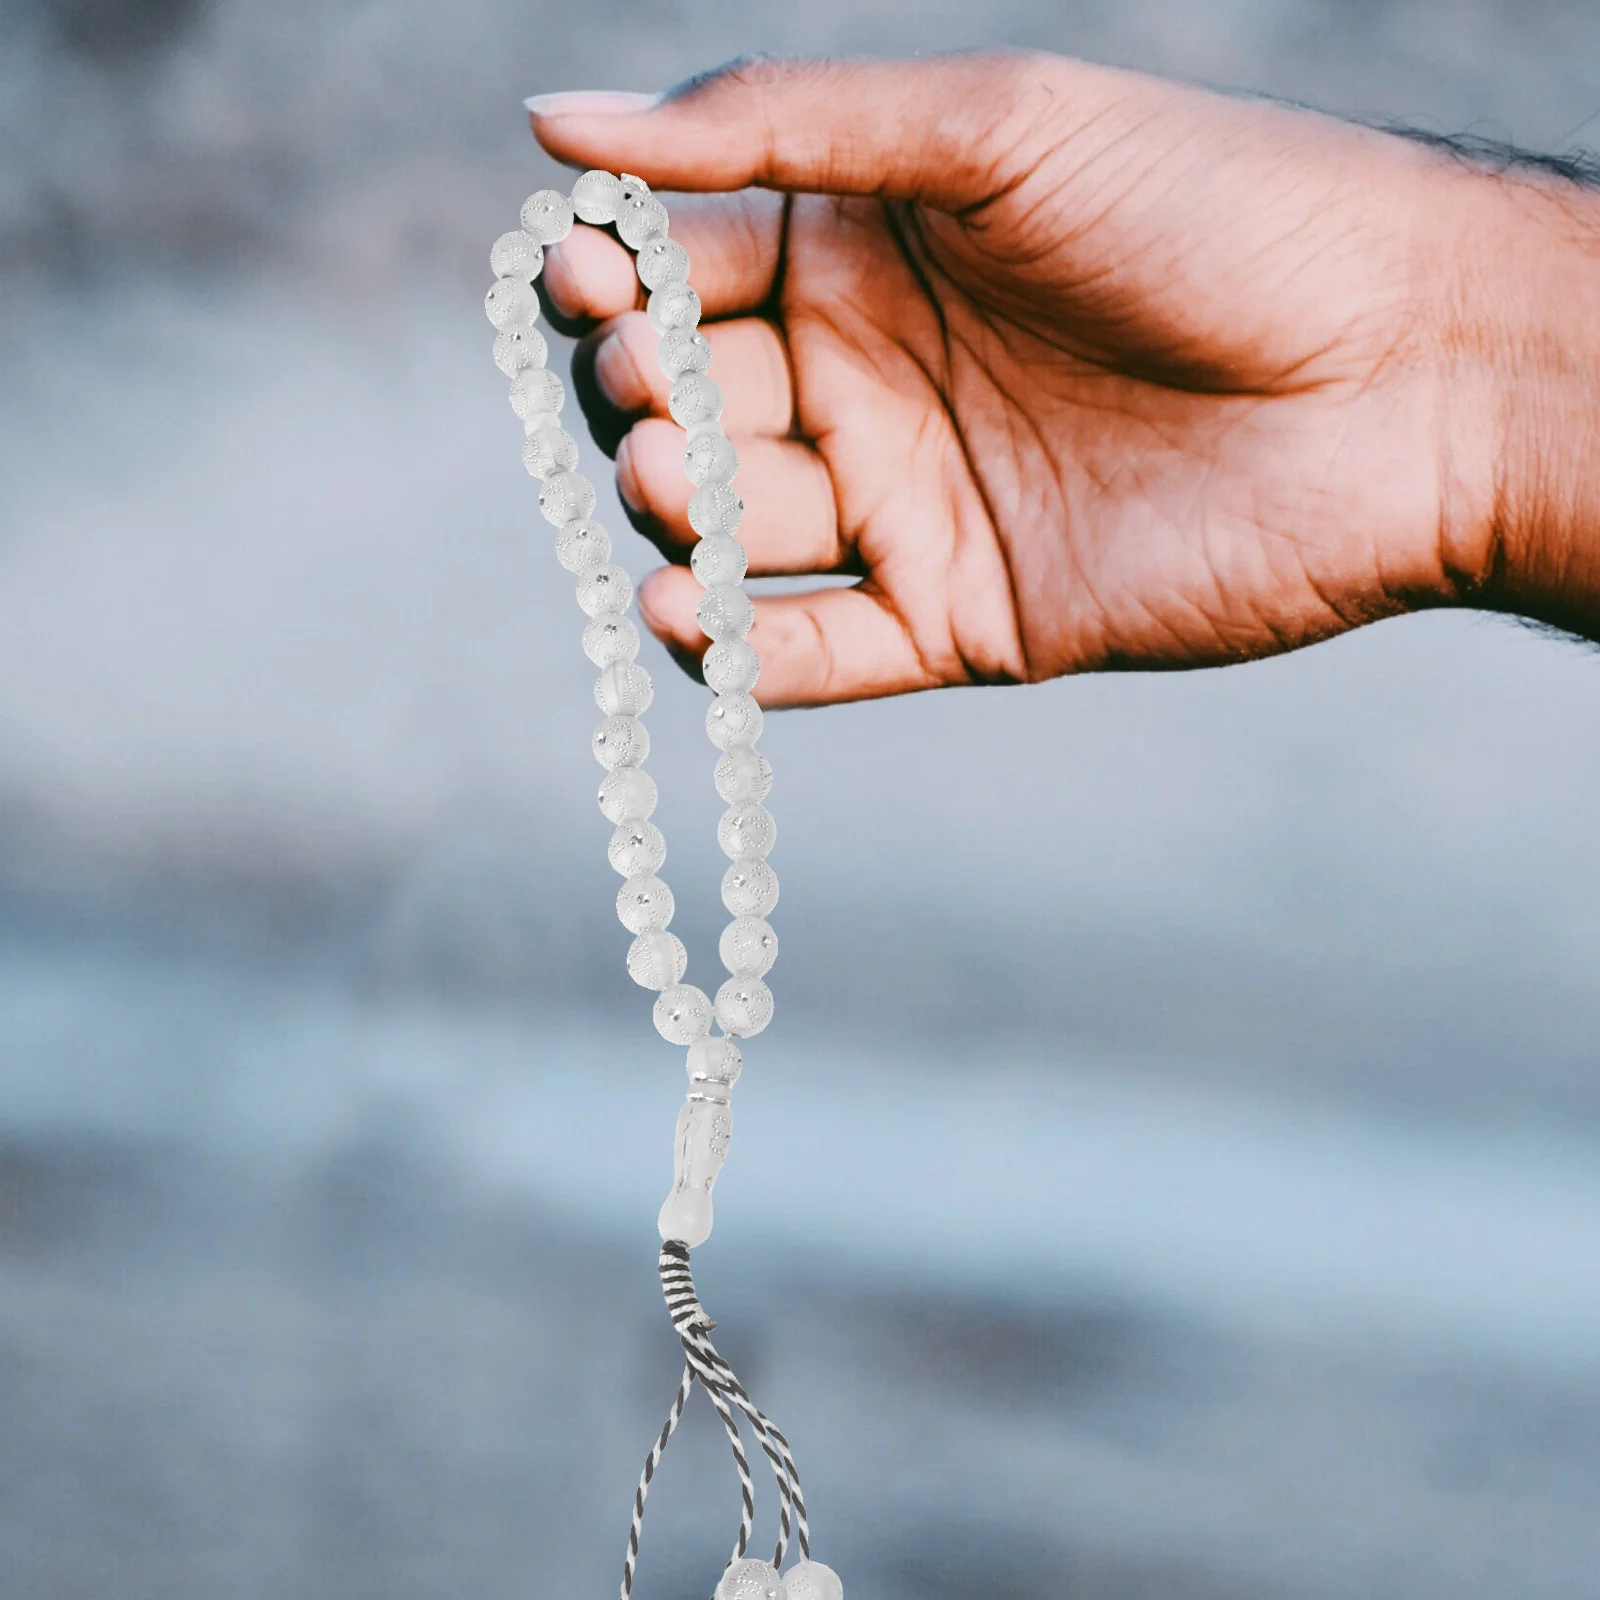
top-left (526, 50), bottom-right (1600, 707)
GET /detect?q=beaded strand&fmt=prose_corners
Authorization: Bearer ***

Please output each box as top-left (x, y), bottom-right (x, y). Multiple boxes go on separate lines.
top-left (486, 171), bottom-right (841, 1600)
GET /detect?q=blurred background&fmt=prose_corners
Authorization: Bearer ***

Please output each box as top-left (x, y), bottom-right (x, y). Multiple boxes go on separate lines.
top-left (3, 1), bottom-right (1600, 1596)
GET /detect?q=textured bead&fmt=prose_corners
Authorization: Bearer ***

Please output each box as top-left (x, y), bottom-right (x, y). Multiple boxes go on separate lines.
top-left (715, 976), bottom-right (774, 1038)
top-left (717, 801), bottom-right (776, 860)
top-left (598, 765), bottom-right (658, 824)
top-left (722, 857), bottom-right (779, 918)
top-left (689, 483), bottom-right (745, 538)
top-left (520, 189), bottom-right (575, 244)
top-left (637, 237), bottom-right (692, 292)
top-left (484, 276), bottom-right (538, 328)
top-left (494, 321), bottom-right (547, 376)
top-left (617, 193), bottom-right (670, 249)
top-left (521, 423), bottom-right (578, 479)
top-left (687, 1036), bottom-right (743, 1095)
top-left (539, 470), bottom-right (596, 526)
top-left (714, 744), bottom-right (773, 804)
top-left (658, 1098), bottom-right (730, 1247)
top-left (657, 327), bottom-right (712, 380)
top-left (684, 430), bottom-right (739, 488)
top-left (717, 1560), bottom-right (786, 1600)
top-left (618, 874), bottom-right (674, 933)
top-left (582, 611), bottom-right (640, 667)
top-left (654, 983), bottom-right (713, 1044)
top-left (608, 817), bottom-right (666, 877)
top-left (576, 562), bottom-right (633, 618)
top-left (619, 173), bottom-right (652, 202)
top-left (556, 518), bottom-right (612, 574)
top-left (782, 1562), bottom-right (843, 1600)
top-left (647, 282), bottom-right (702, 335)
top-left (594, 661), bottom-right (653, 716)
top-left (490, 230), bottom-right (545, 281)
top-left (690, 534), bottom-right (748, 587)
top-left (720, 916), bottom-right (778, 977)
top-left (703, 639), bottom-right (760, 694)
top-left (510, 366), bottom-right (565, 422)
top-left (592, 713), bottom-right (649, 770)
top-left (697, 583), bottom-right (755, 641)
top-left (627, 929), bottom-right (687, 990)
top-left (669, 372), bottom-right (724, 430)
top-left (571, 168), bottom-right (625, 224)
top-left (707, 692), bottom-right (765, 751)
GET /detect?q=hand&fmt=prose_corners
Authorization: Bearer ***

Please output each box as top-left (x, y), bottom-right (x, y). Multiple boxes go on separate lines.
top-left (529, 51), bottom-right (1600, 706)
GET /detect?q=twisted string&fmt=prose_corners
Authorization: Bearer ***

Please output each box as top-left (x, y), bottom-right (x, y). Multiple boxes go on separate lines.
top-left (619, 1242), bottom-right (810, 1598)
top-left (661, 1241), bottom-right (808, 1563)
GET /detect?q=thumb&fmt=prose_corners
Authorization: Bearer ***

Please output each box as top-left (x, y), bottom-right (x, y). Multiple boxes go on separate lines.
top-left (527, 49), bottom-right (1076, 211)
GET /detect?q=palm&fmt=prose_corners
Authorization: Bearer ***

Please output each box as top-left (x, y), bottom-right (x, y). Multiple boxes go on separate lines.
top-left (778, 178), bottom-right (1436, 682)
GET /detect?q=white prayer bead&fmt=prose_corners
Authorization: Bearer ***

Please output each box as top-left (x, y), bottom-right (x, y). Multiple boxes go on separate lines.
top-left (648, 282), bottom-right (702, 335)
top-left (718, 1558), bottom-right (785, 1600)
top-left (717, 802), bottom-right (776, 860)
top-left (494, 321), bottom-right (547, 376)
top-left (598, 766), bottom-right (657, 824)
top-left (689, 483), bottom-right (744, 538)
top-left (669, 372), bottom-right (724, 430)
top-left (619, 173), bottom-right (652, 202)
top-left (539, 471), bottom-right (596, 526)
top-left (522, 423), bottom-right (577, 479)
top-left (722, 857), bottom-right (778, 918)
top-left (715, 976), bottom-right (774, 1038)
top-left (571, 168), bottom-right (624, 224)
top-left (654, 983), bottom-right (712, 1044)
top-left (782, 1562), bottom-right (843, 1600)
top-left (703, 639), bottom-right (760, 694)
top-left (520, 189), bottom-right (575, 244)
top-left (720, 916), bottom-right (777, 977)
top-left (594, 661), bottom-right (653, 716)
top-left (658, 1097), bottom-right (729, 1247)
top-left (707, 691), bottom-right (764, 750)
top-left (618, 874), bottom-right (674, 933)
top-left (637, 237), bottom-right (691, 292)
top-left (576, 563), bottom-right (633, 618)
top-left (582, 611), bottom-right (640, 667)
top-left (684, 430), bottom-right (739, 487)
top-left (714, 744), bottom-right (773, 804)
top-left (556, 518), bottom-right (612, 575)
top-left (617, 193), bottom-right (670, 249)
top-left (490, 229), bottom-right (545, 280)
top-left (627, 929), bottom-right (687, 990)
top-left (691, 534), bottom-right (748, 587)
top-left (657, 327), bottom-right (712, 380)
top-left (484, 276), bottom-right (538, 328)
top-left (510, 366), bottom-right (564, 422)
top-left (697, 583), bottom-right (754, 641)
top-left (609, 818), bottom-right (666, 877)
top-left (687, 1036), bottom-right (743, 1097)
top-left (593, 713), bottom-right (649, 770)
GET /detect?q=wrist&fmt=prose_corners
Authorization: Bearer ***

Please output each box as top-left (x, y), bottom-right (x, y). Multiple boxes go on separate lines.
top-left (1444, 166), bottom-right (1600, 636)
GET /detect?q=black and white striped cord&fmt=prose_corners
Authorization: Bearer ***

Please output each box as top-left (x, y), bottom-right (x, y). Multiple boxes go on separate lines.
top-left (619, 1240), bottom-right (809, 1599)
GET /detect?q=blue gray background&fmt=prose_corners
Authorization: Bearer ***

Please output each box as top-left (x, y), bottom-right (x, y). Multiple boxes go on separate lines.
top-left (2, 1), bottom-right (1599, 1596)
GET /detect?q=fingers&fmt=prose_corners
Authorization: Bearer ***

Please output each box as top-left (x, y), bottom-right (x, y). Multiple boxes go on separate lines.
top-left (530, 50), bottom-right (1065, 211)
top-left (636, 567), bottom-right (937, 707)
top-left (540, 191), bottom-right (788, 333)
top-left (572, 312), bottom-right (795, 450)
top-left (617, 420), bottom-right (853, 576)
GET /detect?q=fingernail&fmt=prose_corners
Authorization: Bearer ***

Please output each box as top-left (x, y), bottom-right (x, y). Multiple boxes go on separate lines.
top-left (594, 333), bottom-right (644, 410)
top-left (524, 90), bottom-right (660, 117)
top-left (540, 244), bottom-right (581, 317)
top-left (615, 433), bottom-right (643, 510)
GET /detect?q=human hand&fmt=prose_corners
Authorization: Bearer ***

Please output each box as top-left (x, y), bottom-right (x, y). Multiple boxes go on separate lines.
top-left (529, 51), bottom-right (1600, 706)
